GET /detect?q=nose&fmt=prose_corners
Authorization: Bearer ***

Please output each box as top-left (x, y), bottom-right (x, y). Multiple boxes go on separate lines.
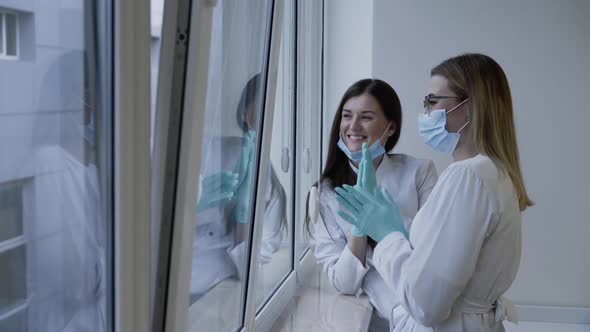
top-left (348, 115), bottom-right (362, 131)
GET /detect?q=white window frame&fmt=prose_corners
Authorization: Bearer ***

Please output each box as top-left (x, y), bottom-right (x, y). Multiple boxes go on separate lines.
top-left (0, 10), bottom-right (19, 60)
top-left (114, 0), bottom-right (152, 331)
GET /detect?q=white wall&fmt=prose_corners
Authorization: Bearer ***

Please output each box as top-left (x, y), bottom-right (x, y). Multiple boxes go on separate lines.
top-left (323, 0), bottom-right (373, 165)
top-left (370, 0), bottom-right (590, 309)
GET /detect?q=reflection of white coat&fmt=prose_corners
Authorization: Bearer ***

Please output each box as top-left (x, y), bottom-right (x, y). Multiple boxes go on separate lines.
top-left (373, 155), bottom-right (522, 332)
top-left (190, 136), bottom-right (285, 302)
top-left (23, 145), bottom-right (105, 332)
top-left (309, 154), bottom-right (438, 322)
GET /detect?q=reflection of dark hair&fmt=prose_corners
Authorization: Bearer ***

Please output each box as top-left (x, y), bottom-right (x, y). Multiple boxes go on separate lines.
top-left (305, 79), bottom-right (402, 240)
top-left (236, 73), bottom-right (262, 132)
top-left (234, 73), bottom-right (288, 231)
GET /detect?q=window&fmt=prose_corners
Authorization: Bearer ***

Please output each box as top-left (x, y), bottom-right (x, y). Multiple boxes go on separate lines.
top-left (0, 11), bottom-right (19, 59)
top-left (0, 2), bottom-right (113, 331)
top-left (256, 0), bottom-right (295, 310)
top-left (184, 1), bottom-right (274, 330)
top-left (0, 180), bottom-right (27, 331)
top-left (294, 0), bottom-right (323, 261)
top-left (0, 180), bottom-right (24, 243)
top-left (152, 0), bottom-right (325, 330)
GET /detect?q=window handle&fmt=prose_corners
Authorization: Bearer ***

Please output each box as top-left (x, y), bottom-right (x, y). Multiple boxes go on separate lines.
top-left (281, 147), bottom-right (290, 173)
top-left (303, 147), bottom-right (310, 173)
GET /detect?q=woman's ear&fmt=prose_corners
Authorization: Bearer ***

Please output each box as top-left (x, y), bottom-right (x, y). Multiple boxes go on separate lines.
top-left (387, 123), bottom-right (397, 137)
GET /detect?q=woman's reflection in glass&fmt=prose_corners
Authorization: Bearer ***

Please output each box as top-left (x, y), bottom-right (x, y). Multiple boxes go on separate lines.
top-left (191, 74), bottom-right (286, 303)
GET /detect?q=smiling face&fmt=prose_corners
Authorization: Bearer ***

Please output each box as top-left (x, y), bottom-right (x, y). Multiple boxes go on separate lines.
top-left (339, 93), bottom-right (393, 152)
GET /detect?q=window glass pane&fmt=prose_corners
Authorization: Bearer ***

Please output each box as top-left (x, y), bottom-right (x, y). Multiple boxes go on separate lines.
top-left (150, 0), bottom-right (164, 149)
top-left (255, 1), bottom-right (293, 309)
top-left (0, 2), bottom-right (113, 331)
top-left (5, 13), bottom-right (16, 56)
top-left (0, 181), bottom-right (24, 242)
top-left (0, 14), bottom-right (4, 54)
top-left (187, 0), bottom-right (271, 331)
top-left (0, 246), bottom-right (26, 311)
top-left (295, 0), bottom-right (322, 261)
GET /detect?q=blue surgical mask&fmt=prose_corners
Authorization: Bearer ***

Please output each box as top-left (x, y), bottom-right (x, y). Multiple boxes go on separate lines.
top-left (349, 161), bottom-right (360, 175)
top-left (337, 123), bottom-right (391, 163)
top-left (418, 99), bottom-right (469, 154)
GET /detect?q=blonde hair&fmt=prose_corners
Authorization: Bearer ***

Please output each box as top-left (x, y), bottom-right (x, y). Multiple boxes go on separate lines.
top-left (432, 53), bottom-right (533, 211)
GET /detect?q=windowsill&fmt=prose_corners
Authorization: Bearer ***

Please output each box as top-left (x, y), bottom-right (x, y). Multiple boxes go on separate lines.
top-left (187, 278), bottom-right (242, 332)
top-left (186, 247), bottom-right (293, 331)
top-left (186, 252), bottom-right (374, 332)
top-left (270, 262), bottom-right (373, 332)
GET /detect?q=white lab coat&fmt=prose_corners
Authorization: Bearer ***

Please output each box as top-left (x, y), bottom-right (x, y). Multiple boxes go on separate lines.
top-left (309, 154), bottom-right (438, 324)
top-left (190, 136), bottom-right (285, 302)
top-left (22, 145), bottom-right (105, 332)
top-left (372, 154), bottom-right (522, 332)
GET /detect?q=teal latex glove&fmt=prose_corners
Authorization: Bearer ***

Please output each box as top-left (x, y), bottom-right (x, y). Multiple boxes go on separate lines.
top-left (349, 223), bottom-right (366, 238)
top-left (235, 130), bottom-right (256, 182)
top-left (335, 184), bottom-right (408, 242)
top-left (234, 130), bottom-right (256, 224)
top-left (349, 143), bottom-right (378, 237)
top-left (196, 171), bottom-right (239, 212)
top-left (358, 142), bottom-right (378, 194)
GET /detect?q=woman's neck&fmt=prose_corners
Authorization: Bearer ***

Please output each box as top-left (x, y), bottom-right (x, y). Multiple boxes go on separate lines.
top-left (351, 154), bottom-right (385, 169)
top-left (452, 127), bottom-right (477, 162)
top-left (373, 154), bottom-right (385, 169)
top-left (453, 141), bottom-right (478, 162)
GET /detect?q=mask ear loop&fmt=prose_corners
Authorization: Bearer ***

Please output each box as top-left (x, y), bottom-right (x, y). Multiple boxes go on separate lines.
top-left (457, 119), bottom-right (470, 134)
top-left (445, 98), bottom-right (469, 115)
top-left (378, 122), bottom-right (393, 146)
top-left (445, 98), bottom-right (470, 134)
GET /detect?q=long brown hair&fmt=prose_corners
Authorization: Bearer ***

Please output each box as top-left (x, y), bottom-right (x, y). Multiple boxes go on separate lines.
top-left (432, 53), bottom-right (533, 210)
top-left (305, 79), bottom-right (403, 236)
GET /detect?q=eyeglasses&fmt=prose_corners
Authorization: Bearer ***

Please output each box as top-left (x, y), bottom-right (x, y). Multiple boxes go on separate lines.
top-left (423, 94), bottom-right (461, 113)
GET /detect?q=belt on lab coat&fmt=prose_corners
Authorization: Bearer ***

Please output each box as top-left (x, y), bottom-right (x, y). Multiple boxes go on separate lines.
top-left (454, 296), bottom-right (518, 323)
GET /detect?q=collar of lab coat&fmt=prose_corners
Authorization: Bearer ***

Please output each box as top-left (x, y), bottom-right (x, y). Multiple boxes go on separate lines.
top-left (348, 153), bottom-right (395, 179)
top-left (376, 154), bottom-right (396, 178)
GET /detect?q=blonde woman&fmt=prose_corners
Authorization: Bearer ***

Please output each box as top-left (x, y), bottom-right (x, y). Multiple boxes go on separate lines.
top-left (336, 53), bottom-right (533, 331)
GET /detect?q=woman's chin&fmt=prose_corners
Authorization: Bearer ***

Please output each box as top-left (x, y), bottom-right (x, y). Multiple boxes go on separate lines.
top-left (349, 146), bottom-right (363, 153)
top-left (346, 141), bottom-right (365, 152)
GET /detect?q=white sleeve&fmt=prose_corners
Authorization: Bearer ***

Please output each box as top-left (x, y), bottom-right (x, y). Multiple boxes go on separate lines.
top-left (416, 159), bottom-right (439, 209)
top-left (231, 175), bottom-right (286, 268)
top-left (308, 191), bottom-right (370, 295)
top-left (372, 165), bottom-right (496, 326)
top-left (228, 241), bottom-right (247, 280)
top-left (258, 184), bottom-right (285, 265)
